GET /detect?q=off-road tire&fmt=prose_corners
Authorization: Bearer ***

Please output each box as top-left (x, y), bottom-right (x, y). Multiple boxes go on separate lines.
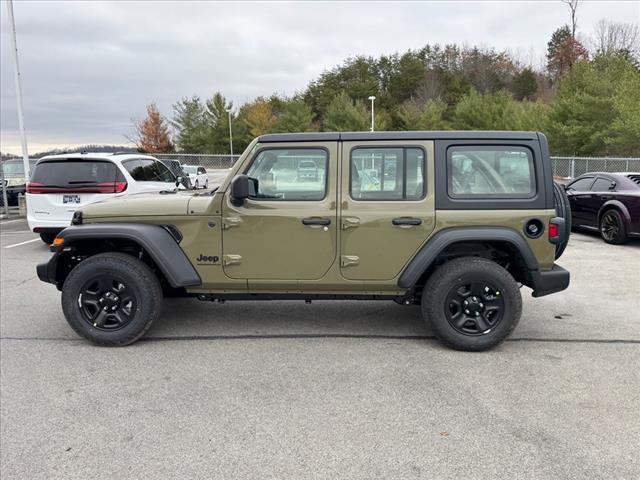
top-left (553, 181), bottom-right (571, 259)
top-left (194, 180), bottom-right (199, 189)
top-left (39, 232), bottom-right (57, 245)
top-left (599, 209), bottom-right (628, 245)
top-left (61, 252), bottom-right (162, 346)
top-left (421, 257), bottom-right (522, 351)
top-left (204, 179), bottom-right (209, 189)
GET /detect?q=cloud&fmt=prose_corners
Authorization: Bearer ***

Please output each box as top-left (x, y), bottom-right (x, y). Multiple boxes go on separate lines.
top-left (1, 0), bottom-right (638, 154)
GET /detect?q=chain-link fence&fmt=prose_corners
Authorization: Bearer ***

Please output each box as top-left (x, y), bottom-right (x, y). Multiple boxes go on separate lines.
top-left (154, 153), bottom-right (640, 179)
top-left (154, 153), bottom-right (240, 170)
top-left (551, 156), bottom-right (640, 179)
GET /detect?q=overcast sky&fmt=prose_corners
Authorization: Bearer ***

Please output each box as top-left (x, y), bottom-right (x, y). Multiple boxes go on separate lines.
top-left (1, 0), bottom-right (638, 154)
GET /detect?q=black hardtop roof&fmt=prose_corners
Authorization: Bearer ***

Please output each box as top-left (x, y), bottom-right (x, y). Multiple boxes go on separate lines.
top-left (258, 131), bottom-right (541, 143)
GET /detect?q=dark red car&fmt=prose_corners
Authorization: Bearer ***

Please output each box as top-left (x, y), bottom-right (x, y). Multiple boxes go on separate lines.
top-left (566, 172), bottom-right (640, 244)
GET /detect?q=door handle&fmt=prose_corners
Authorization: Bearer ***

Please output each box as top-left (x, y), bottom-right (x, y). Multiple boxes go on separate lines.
top-left (302, 217), bottom-right (331, 226)
top-left (392, 217), bottom-right (422, 226)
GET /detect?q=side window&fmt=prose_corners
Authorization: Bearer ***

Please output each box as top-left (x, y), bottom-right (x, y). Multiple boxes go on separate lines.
top-left (567, 177), bottom-right (594, 192)
top-left (350, 147), bottom-right (425, 201)
top-left (245, 149), bottom-right (327, 201)
top-left (198, 167), bottom-right (206, 175)
top-left (124, 159), bottom-right (175, 182)
top-left (591, 178), bottom-right (614, 192)
top-left (447, 146), bottom-right (535, 198)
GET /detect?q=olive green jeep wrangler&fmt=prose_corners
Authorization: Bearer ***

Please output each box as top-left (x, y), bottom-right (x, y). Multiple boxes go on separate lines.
top-left (37, 131), bottom-right (570, 350)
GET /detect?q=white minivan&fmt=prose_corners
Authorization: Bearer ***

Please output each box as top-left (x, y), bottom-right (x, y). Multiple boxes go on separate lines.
top-left (27, 153), bottom-right (180, 243)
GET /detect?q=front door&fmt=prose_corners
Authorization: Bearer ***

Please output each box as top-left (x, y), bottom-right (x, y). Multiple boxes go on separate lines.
top-left (339, 141), bottom-right (435, 281)
top-left (222, 143), bottom-right (338, 281)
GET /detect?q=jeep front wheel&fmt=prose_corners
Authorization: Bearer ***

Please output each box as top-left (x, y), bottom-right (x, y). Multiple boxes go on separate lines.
top-left (61, 252), bottom-right (163, 346)
top-left (421, 257), bottom-right (522, 351)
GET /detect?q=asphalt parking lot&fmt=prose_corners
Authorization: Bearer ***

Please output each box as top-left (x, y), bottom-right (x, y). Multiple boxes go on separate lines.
top-left (1, 215), bottom-right (639, 479)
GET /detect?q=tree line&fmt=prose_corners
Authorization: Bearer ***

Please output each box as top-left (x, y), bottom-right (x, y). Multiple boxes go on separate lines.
top-left (131, 17), bottom-right (639, 157)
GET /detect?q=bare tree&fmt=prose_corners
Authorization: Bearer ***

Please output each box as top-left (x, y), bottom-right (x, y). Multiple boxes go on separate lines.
top-left (562, 0), bottom-right (579, 39)
top-left (592, 19), bottom-right (640, 59)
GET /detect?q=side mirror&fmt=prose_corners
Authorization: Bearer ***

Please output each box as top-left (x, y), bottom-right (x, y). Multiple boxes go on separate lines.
top-left (230, 175), bottom-right (257, 206)
top-left (175, 176), bottom-right (183, 187)
top-left (609, 182), bottom-right (616, 190)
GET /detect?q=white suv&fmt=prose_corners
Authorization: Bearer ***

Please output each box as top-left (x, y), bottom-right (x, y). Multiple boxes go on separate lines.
top-left (27, 153), bottom-right (179, 243)
top-left (182, 165), bottom-right (209, 189)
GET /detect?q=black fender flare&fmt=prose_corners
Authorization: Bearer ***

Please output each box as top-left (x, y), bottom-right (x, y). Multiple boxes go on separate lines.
top-left (597, 200), bottom-right (631, 228)
top-left (398, 227), bottom-right (539, 289)
top-left (54, 223), bottom-right (201, 288)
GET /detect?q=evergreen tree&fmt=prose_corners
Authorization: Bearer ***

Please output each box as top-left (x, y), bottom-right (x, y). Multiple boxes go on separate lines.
top-left (171, 96), bottom-right (208, 153)
top-left (322, 92), bottom-right (369, 131)
top-left (274, 100), bottom-right (315, 132)
top-left (511, 68), bottom-right (538, 100)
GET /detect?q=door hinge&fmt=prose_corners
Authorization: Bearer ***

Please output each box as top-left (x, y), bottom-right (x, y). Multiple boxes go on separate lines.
top-left (222, 217), bottom-right (242, 229)
top-left (341, 217), bottom-right (360, 230)
top-left (340, 255), bottom-right (360, 267)
top-left (223, 254), bottom-right (242, 266)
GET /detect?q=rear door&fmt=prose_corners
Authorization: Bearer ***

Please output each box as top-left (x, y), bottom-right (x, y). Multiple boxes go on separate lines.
top-left (222, 142), bottom-right (338, 284)
top-left (339, 141), bottom-right (435, 280)
top-left (583, 176), bottom-right (616, 227)
top-left (27, 159), bottom-right (126, 223)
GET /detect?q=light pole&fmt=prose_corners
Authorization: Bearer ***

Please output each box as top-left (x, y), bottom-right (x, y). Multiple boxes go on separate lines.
top-left (226, 108), bottom-right (233, 157)
top-left (6, 0), bottom-right (30, 180)
top-left (368, 96), bottom-right (376, 132)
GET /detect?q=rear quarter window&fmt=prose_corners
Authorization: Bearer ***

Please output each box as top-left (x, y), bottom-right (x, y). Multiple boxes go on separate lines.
top-left (123, 159), bottom-right (175, 182)
top-left (447, 146), bottom-right (536, 198)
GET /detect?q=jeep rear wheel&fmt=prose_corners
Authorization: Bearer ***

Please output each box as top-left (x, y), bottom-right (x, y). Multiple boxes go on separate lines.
top-left (61, 252), bottom-right (162, 346)
top-left (421, 257), bottom-right (522, 351)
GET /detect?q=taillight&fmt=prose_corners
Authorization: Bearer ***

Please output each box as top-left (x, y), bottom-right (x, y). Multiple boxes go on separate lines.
top-left (26, 182), bottom-right (45, 194)
top-left (96, 181), bottom-right (127, 193)
top-left (548, 223), bottom-right (559, 239)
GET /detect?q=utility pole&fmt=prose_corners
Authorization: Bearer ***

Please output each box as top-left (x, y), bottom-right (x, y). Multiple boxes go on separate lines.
top-left (226, 109), bottom-right (234, 157)
top-left (6, 0), bottom-right (31, 180)
top-left (368, 96), bottom-right (376, 132)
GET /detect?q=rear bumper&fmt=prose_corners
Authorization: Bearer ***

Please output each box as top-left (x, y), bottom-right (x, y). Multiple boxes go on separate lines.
top-left (529, 264), bottom-right (570, 297)
top-left (26, 214), bottom-right (71, 231)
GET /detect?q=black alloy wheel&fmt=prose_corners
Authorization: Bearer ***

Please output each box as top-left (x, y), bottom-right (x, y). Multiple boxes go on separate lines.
top-left (444, 281), bottom-right (505, 335)
top-left (78, 274), bottom-right (137, 331)
top-left (600, 209), bottom-right (628, 244)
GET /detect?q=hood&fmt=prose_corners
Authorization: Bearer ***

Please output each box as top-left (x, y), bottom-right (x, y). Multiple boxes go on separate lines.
top-left (82, 191), bottom-right (194, 219)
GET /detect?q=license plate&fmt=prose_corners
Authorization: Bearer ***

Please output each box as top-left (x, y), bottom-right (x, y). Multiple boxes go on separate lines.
top-left (63, 194), bottom-right (80, 204)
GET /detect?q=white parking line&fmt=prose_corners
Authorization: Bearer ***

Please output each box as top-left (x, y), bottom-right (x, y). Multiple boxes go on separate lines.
top-left (4, 238), bottom-right (41, 249)
top-left (0, 219), bottom-right (26, 225)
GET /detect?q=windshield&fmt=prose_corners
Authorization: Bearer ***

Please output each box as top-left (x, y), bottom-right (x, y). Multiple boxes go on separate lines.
top-left (183, 166), bottom-right (198, 174)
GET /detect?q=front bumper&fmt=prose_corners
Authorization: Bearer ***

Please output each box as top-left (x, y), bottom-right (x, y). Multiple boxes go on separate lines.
top-left (529, 264), bottom-right (570, 297)
top-left (36, 253), bottom-right (60, 287)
